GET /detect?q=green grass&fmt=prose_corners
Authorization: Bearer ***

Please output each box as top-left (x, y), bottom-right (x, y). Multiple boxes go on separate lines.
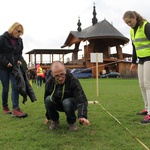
top-left (0, 78), bottom-right (150, 150)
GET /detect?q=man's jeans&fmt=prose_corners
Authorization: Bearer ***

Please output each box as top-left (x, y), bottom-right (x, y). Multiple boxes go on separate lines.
top-left (0, 68), bottom-right (19, 109)
top-left (45, 96), bottom-right (77, 124)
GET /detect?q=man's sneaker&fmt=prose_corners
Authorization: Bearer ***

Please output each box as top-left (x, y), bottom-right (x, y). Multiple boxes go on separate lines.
top-left (69, 123), bottom-right (78, 131)
top-left (49, 120), bottom-right (59, 130)
top-left (12, 108), bottom-right (28, 118)
top-left (3, 106), bottom-right (11, 114)
top-left (136, 109), bottom-right (148, 115)
top-left (139, 115), bottom-right (150, 125)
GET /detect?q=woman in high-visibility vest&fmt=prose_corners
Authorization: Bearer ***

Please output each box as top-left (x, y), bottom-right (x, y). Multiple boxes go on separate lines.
top-left (123, 11), bottom-right (150, 124)
top-left (36, 64), bottom-right (43, 87)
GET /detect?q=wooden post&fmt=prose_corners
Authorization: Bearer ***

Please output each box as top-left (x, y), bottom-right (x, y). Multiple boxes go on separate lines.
top-left (96, 52), bottom-right (99, 97)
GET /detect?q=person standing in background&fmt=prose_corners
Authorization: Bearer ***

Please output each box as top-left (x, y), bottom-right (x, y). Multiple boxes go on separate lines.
top-left (123, 11), bottom-right (150, 124)
top-left (42, 69), bottom-right (46, 83)
top-left (45, 68), bottom-right (51, 82)
top-left (36, 64), bottom-right (43, 87)
top-left (30, 70), bottom-right (36, 84)
top-left (0, 22), bottom-right (28, 118)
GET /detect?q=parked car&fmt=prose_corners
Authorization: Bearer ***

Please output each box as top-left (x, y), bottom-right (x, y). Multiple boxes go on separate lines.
top-left (100, 72), bottom-right (121, 78)
top-left (71, 68), bottom-right (92, 78)
top-left (70, 68), bottom-right (83, 74)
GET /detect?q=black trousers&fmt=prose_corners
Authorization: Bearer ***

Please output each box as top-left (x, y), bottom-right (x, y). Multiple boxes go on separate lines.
top-left (45, 96), bottom-right (77, 124)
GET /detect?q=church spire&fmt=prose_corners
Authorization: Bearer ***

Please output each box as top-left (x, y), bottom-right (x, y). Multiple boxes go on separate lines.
top-left (92, 2), bottom-right (98, 25)
top-left (77, 17), bottom-right (82, 32)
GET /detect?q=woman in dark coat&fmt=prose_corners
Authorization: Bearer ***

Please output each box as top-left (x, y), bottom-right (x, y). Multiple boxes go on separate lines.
top-left (0, 22), bottom-right (28, 118)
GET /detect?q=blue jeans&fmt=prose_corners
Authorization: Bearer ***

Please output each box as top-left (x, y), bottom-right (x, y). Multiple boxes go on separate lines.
top-left (37, 76), bottom-right (42, 87)
top-left (0, 68), bottom-right (19, 109)
top-left (45, 96), bottom-right (77, 124)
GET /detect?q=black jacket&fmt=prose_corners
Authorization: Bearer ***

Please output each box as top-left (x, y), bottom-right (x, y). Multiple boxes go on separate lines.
top-left (12, 65), bottom-right (37, 104)
top-left (44, 69), bottom-right (88, 119)
top-left (0, 32), bottom-right (23, 69)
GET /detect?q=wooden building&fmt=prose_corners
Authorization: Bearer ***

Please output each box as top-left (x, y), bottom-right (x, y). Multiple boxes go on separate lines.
top-left (61, 5), bottom-right (133, 77)
top-left (25, 4), bottom-right (137, 78)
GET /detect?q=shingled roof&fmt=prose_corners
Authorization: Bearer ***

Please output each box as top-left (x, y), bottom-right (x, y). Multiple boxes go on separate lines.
top-left (61, 19), bottom-right (129, 48)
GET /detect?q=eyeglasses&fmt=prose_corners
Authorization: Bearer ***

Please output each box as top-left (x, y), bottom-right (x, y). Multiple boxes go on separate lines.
top-left (16, 29), bottom-right (22, 33)
top-left (54, 73), bottom-right (66, 79)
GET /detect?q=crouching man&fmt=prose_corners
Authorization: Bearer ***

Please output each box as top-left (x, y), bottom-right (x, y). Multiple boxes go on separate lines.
top-left (44, 61), bottom-right (90, 131)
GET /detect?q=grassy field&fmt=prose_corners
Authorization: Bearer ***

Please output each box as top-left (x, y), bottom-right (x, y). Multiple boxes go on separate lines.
top-left (0, 78), bottom-right (150, 150)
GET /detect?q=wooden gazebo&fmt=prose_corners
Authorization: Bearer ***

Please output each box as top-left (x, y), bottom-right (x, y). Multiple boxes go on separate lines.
top-left (25, 4), bottom-right (133, 77)
top-left (61, 5), bottom-right (130, 77)
top-left (25, 49), bottom-right (83, 69)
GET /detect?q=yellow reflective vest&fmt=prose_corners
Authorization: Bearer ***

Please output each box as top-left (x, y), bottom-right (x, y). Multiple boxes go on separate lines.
top-left (37, 67), bottom-right (43, 76)
top-left (130, 21), bottom-right (150, 57)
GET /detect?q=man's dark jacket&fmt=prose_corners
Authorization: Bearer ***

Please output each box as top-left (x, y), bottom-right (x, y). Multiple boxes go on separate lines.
top-left (44, 69), bottom-right (88, 119)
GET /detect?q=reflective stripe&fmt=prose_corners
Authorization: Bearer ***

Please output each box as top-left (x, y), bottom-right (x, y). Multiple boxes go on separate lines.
top-left (133, 38), bottom-right (149, 42)
top-left (136, 44), bottom-right (150, 50)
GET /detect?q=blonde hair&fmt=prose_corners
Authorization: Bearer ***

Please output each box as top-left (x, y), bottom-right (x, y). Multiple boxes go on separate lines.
top-left (8, 22), bottom-right (24, 35)
top-left (123, 11), bottom-right (146, 27)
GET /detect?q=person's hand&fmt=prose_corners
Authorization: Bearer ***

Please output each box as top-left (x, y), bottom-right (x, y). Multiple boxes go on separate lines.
top-left (7, 63), bottom-right (12, 67)
top-left (130, 64), bottom-right (136, 72)
top-left (17, 61), bottom-right (22, 65)
top-left (44, 119), bottom-right (49, 124)
top-left (78, 118), bottom-right (90, 125)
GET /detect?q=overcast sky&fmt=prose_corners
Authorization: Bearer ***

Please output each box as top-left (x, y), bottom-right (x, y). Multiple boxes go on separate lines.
top-left (0, 0), bottom-right (149, 62)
